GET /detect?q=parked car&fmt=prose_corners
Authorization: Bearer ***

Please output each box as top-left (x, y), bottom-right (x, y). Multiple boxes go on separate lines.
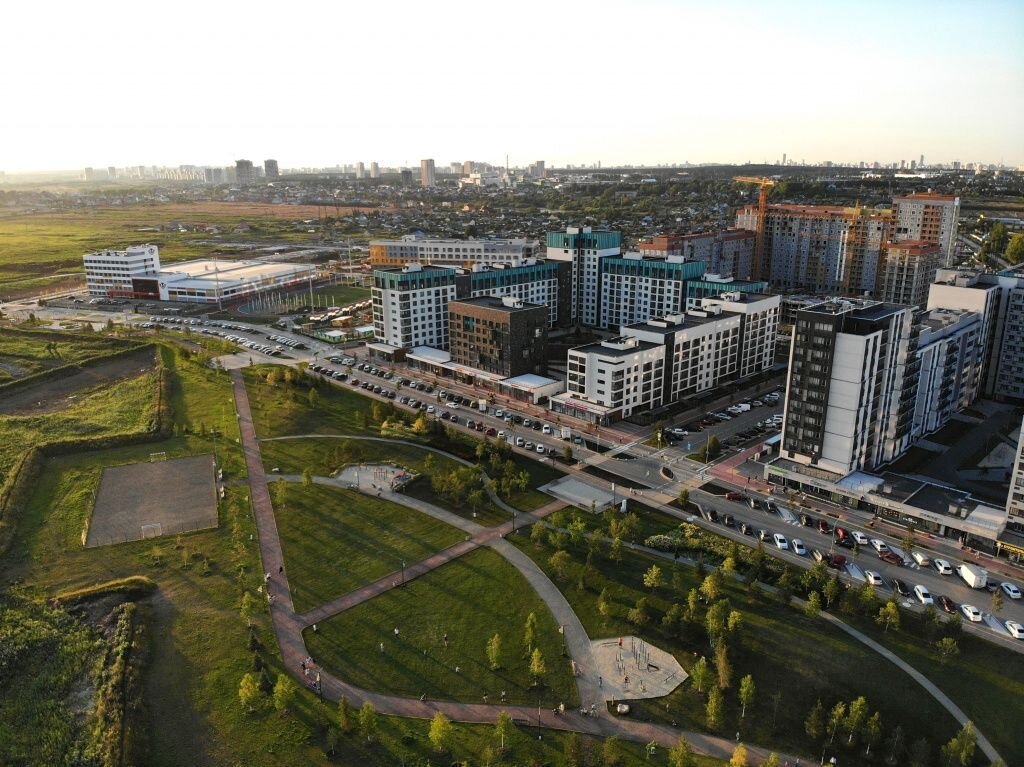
top-left (791, 538), bottom-right (807, 556)
top-left (934, 559), bottom-right (953, 576)
top-left (893, 578), bottom-right (911, 597)
top-left (827, 553), bottom-right (847, 570)
top-left (865, 571), bottom-right (885, 588)
top-left (721, 514), bottom-right (735, 528)
top-left (914, 585), bottom-right (934, 605)
top-left (852, 531), bottom-right (870, 546)
top-left (757, 529), bottom-right (770, 542)
top-left (817, 519), bottom-right (833, 535)
top-left (748, 498), bottom-right (762, 510)
top-left (911, 551), bottom-right (931, 567)
top-left (764, 501), bottom-right (778, 514)
top-left (870, 539), bottom-right (890, 554)
top-left (773, 533), bottom-right (789, 550)
top-left (812, 549), bottom-right (825, 563)
top-left (937, 594), bottom-right (957, 614)
top-left (880, 551), bottom-right (904, 566)
top-left (799, 513), bottom-right (813, 527)
top-left (1001, 582), bottom-right (1022, 599)
top-left (1006, 620), bottom-right (1024, 639)
top-left (725, 491), bottom-right (745, 501)
top-left (960, 604), bottom-right (983, 623)
top-left (740, 523), bottom-right (753, 536)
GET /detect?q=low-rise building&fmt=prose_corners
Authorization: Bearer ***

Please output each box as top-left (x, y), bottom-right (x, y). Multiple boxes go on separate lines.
top-left (84, 244), bottom-right (162, 298)
top-left (370, 234), bottom-right (541, 268)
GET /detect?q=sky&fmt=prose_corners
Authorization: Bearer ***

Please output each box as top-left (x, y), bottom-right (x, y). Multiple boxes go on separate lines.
top-left (2, 0), bottom-right (1022, 172)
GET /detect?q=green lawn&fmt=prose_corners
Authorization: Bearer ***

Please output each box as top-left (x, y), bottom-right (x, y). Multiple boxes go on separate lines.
top-left (513, 534), bottom-right (966, 765)
top-left (310, 284), bottom-right (371, 306)
top-left (548, 500), bottom-right (687, 544)
top-left (274, 483), bottom-right (464, 613)
top-left (503, 452), bottom-right (566, 511)
top-left (0, 327), bottom-right (133, 379)
top-left (305, 548), bottom-right (578, 707)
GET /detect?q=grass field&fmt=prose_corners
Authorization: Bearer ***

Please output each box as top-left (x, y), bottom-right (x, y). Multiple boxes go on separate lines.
top-left (0, 327), bottom-right (132, 380)
top-left (310, 284), bottom-right (371, 306)
top-left (513, 534), bottom-right (969, 765)
top-left (274, 483), bottom-right (464, 613)
top-left (305, 547), bottom-right (578, 707)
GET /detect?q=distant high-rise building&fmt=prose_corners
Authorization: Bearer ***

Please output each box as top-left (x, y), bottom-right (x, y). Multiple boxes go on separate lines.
top-left (420, 159), bottom-right (436, 187)
top-left (449, 162), bottom-right (462, 175)
top-left (891, 193), bottom-right (960, 266)
top-left (107, 166), bottom-right (117, 180)
top-left (264, 159), bottom-right (279, 178)
top-left (920, 154), bottom-right (925, 168)
top-left (84, 167), bottom-right (95, 181)
top-left (462, 160), bottom-right (474, 175)
top-left (400, 169), bottom-right (413, 186)
top-left (355, 162), bottom-right (365, 179)
top-left (878, 241), bottom-right (942, 308)
top-left (235, 159), bottom-right (255, 185)
top-left (782, 153), bottom-right (787, 166)
top-left (135, 165), bottom-right (146, 179)
top-left (370, 162), bottom-right (380, 179)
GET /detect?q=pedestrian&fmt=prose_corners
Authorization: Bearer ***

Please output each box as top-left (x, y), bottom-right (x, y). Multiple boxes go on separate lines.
top-left (501, 690), bottom-right (506, 702)
top-left (264, 572), bottom-right (270, 583)
top-left (394, 626), bottom-right (400, 638)
top-left (598, 676), bottom-right (602, 687)
top-left (278, 565), bottom-right (283, 574)
top-left (379, 642), bottom-right (384, 654)
top-left (443, 632), bottom-right (448, 647)
top-left (483, 693), bottom-right (488, 704)
top-left (455, 665), bottom-right (460, 673)
top-left (590, 703), bottom-right (596, 715)
top-left (313, 623), bottom-right (318, 633)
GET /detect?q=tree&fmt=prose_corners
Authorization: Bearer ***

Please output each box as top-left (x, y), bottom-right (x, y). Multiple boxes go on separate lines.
top-left (495, 711), bottom-right (514, 754)
top-left (729, 744), bottom-right (748, 767)
top-left (863, 711), bottom-right (882, 756)
top-left (240, 591), bottom-right (256, 627)
top-left (338, 696), bottom-right (352, 732)
top-left (628, 597), bottom-right (650, 626)
top-left (805, 699), bottom-right (825, 741)
top-left (358, 701), bottom-right (378, 742)
top-left (876, 600), bottom-right (901, 632)
top-left (567, 518), bottom-right (587, 547)
top-left (549, 550), bottom-right (572, 580)
top-left (564, 730), bottom-right (582, 767)
top-left (706, 687), bottom-right (725, 728)
top-left (428, 711), bottom-right (452, 752)
top-left (714, 641), bottom-right (732, 689)
top-left (828, 701), bottom-right (847, 743)
top-left (302, 467), bottom-right (314, 488)
top-left (273, 674), bottom-right (297, 714)
top-left (325, 726), bottom-right (340, 756)
top-left (1006, 233), bottom-right (1024, 265)
top-left (238, 673), bottom-right (261, 712)
top-left (705, 599), bottom-right (730, 640)
top-left (643, 564), bottom-right (664, 591)
top-left (529, 647), bottom-right (546, 685)
top-left (468, 489), bottom-right (485, 516)
top-left (738, 674), bottom-right (756, 719)
top-left (908, 737), bottom-right (931, 767)
top-left (610, 536), bottom-right (623, 562)
top-left (308, 388), bottom-right (320, 408)
top-left (530, 521), bottom-right (546, 545)
top-left (662, 602), bottom-right (683, 634)
top-left (653, 420), bottom-right (666, 447)
top-left (524, 611), bottom-right (538, 652)
top-left (486, 633), bottom-right (502, 670)
top-left (691, 656), bottom-right (712, 694)
top-left (935, 636), bottom-right (960, 665)
top-left (563, 444), bottom-right (574, 462)
top-left (804, 591), bottom-right (822, 618)
top-left (992, 587), bottom-right (1004, 614)
top-left (762, 754), bottom-right (780, 767)
top-left (677, 488), bottom-right (690, 508)
top-left (700, 570), bottom-right (723, 602)
top-left (602, 736), bottom-right (622, 767)
top-left (668, 736), bottom-right (696, 767)
top-left (686, 588), bottom-right (701, 621)
top-left (843, 696), bottom-right (868, 744)
top-left (823, 574), bottom-right (842, 608)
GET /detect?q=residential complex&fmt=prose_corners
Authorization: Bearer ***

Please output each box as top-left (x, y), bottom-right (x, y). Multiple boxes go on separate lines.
top-left (891, 193), bottom-right (960, 265)
top-left (371, 264), bottom-right (455, 349)
top-left (264, 159), bottom-right (279, 178)
top-left (235, 159), bottom-right (255, 185)
top-left (455, 259), bottom-right (570, 328)
top-left (546, 227), bottom-right (623, 326)
top-left (448, 296), bottom-right (548, 379)
top-left (638, 230), bottom-right (755, 279)
top-left (912, 308), bottom-right (984, 438)
top-left (598, 254), bottom-right (705, 329)
top-left (877, 240), bottom-right (943, 308)
top-left (1009, 415), bottom-right (1024, 527)
top-left (369, 234), bottom-right (542, 268)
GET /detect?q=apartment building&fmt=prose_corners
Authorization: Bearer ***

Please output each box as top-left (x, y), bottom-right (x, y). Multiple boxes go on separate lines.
top-left (928, 268), bottom-right (1024, 402)
top-left (699, 292), bottom-right (781, 379)
top-left (551, 336), bottom-right (665, 423)
top-left (637, 229), bottom-right (755, 279)
top-left (371, 264), bottom-right (456, 349)
top-left (455, 259), bottom-right (570, 328)
top-left (598, 254), bottom-right (705, 329)
top-left (1008, 415), bottom-right (1024, 528)
top-left (420, 159), bottom-right (435, 187)
top-left (264, 159), bottom-right (279, 178)
top-left (892, 193), bottom-right (960, 265)
top-left (878, 240), bottom-right (942, 308)
top-left (781, 299), bottom-right (919, 475)
top-left (369, 234), bottom-right (541, 267)
top-left (84, 244), bottom-right (161, 297)
top-left (912, 308), bottom-right (984, 439)
top-left (736, 204), bottom-right (889, 294)
top-left (235, 159), bottom-right (255, 185)
top-left (546, 227), bottom-right (623, 326)
top-left (447, 296), bottom-right (548, 379)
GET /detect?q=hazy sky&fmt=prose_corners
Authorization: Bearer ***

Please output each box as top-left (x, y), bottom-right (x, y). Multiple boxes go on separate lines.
top-left (2, 0), bottom-right (1022, 172)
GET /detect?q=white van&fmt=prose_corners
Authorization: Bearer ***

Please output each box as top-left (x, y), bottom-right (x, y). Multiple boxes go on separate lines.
top-left (911, 551), bottom-right (931, 567)
top-left (914, 584), bottom-right (933, 605)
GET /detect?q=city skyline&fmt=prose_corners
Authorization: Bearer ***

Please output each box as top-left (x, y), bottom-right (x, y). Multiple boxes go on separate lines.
top-left (2, 0), bottom-right (1022, 173)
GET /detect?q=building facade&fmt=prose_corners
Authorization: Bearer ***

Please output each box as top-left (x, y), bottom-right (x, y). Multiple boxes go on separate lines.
top-left (264, 159), bottom-right (279, 178)
top-left (456, 259), bottom-right (571, 328)
top-left (598, 255), bottom-right (706, 329)
top-left (781, 299), bottom-right (919, 475)
top-left (371, 264), bottom-right (456, 349)
top-left (1008, 415), bottom-right (1024, 528)
top-left (420, 159), bottom-right (435, 187)
top-left (447, 296), bottom-right (548, 379)
top-left (637, 230), bottom-right (755, 279)
top-left (892, 193), bottom-right (960, 266)
top-left (912, 308), bottom-right (984, 439)
top-left (84, 245), bottom-right (162, 298)
top-left (369, 234), bottom-right (541, 268)
top-left (235, 159), bottom-right (255, 185)
top-left (878, 240), bottom-right (942, 307)
top-left (546, 227), bottom-right (623, 326)
top-left (699, 292), bottom-right (781, 380)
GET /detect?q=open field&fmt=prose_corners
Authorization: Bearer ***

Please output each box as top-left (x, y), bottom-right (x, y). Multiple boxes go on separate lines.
top-left (305, 547), bottom-right (579, 707)
top-left (514, 533), bottom-right (972, 765)
top-left (0, 326), bottom-right (137, 382)
top-left (309, 284), bottom-right (371, 305)
top-left (274, 483), bottom-right (464, 613)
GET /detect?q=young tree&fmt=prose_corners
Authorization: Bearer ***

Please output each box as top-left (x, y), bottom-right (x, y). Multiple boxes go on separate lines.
top-left (428, 711), bottom-right (452, 752)
top-left (610, 536), bottom-right (623, 562)
top-left (843, 696), bottom-right (868, 744)
top-left (567, 518), bottom-right (587, 547)
top-left (686, 588), bottom-right (701, 622)
top-left (705, 599), bottom-right (730, 641)
top-left (494, 710), bottom-right (514, 754)
top-left (762, 754), bottom-right (780, 767)
top-left (240, 591), bottom-right (257, 627)
top-left (804, 591), bottom-right (822, 618)
top-left (486, 633), bottom-right (502, 670)
top-left (524, 611), bottom-right (538, 652)
top-left (602, 736), bottom-right (622, 767)
top-left (627, 597), bottom-right (650, 626)
top-left (828, 701), bottom-right (847, 744)
top-left (992, 588), bottom-right (1004, 614)
top-left (302, 467), bottom-right (314, 488)
top-left (668, 736), bottom-right (696, 767)
top-left (338, 696), bottom-right (352, 732)
top-left (677, 488), bottom-right (690, 507)
top-left (863, 711), bottom-right (882, 756)
top-left (529, 648), bottom-right (546, 686)
top-left (308, 388), bottom-right (320, 408)
top-left (714, 641), bottom-right (732, 689)
top-left (941, 722), bottom-right (977, 767)
top-left (700, 570), bottom-right (723, 602)
top-left (935, 636), bottom-right (960, 665)
top-left (876, 600), bottom-right (901, 632)
top-left (706, 687), bottom-right (725, 728)
top-left (690, 656), bottom-right (712, 694)
top-left (738, 674), bottom-right (756, 719)
top-left (358, 701), bottom-right (378, 742)
top-left (908, 737), bottom-right (931, 767)
top-left (563, 444), bottom-right (574, 462)
top-left (549, 550), bottom-right (572, 580)
top-left (643, 564), bottom-right (664, 591)
top-left (530, 521), bottom-right (546, 545)
top-left (729, 743), bottom-right (748, 767)
top-left (563, 730), bottom-right (582, 767)
top-left (662, 603), bottom-right (683, 634)
top-left (238, 672), bottom-right (261, 712)
top-left (823, 574), bottom-right (842, 608)
top-left (273, 674), bottom-right (297, 714)
top-left (805, 699), bottom-right (825, 741)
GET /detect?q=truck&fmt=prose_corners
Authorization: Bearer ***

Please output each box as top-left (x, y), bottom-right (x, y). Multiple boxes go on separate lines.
top-left (560, 426), bottom-right (572, 441)
top-left (957, 563), bottom-right (988, 589)
top-left (478, 399), bottom-right (488, 412)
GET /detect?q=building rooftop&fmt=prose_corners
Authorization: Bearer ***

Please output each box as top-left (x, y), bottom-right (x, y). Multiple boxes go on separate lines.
top-left (449, 295), bottom-right (545, 313)
top-left (571, 336), bottom-right (660, 357)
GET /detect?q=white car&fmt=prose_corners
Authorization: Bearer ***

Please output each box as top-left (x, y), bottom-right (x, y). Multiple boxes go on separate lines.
top-left (914, 584), bottom-right (933, 605)
top-left (934, 559), bottom-right (953, 575)
top-left (865, 571), bottom-right (885, 588)
top-left (773, 533), bottom-right (789, 550)
top-left (960, 604), bottom-right (983, 623)
top-left (1006, 620), bottom-right (1024, 639)
top-left (536, 443), bottom-right (546, 454)
top-left (542, 424), bottom-right (553, 435)
top-left (427, 406), bottom-right (435, 414)
top-left (870, 539), bottom-right (890, 554)
top-left (1001, 582), bottom-right (1022, 600)
top-left (791, 538), bottom-right (807, 556)
top-left (852, 531), bottom-right (870, 546)
top-left (495, 409), bottom-right (505, 418)
top-left (911, 551), bottom-right (931, 567)
top-left (516, 437), bottom-right (525, 447)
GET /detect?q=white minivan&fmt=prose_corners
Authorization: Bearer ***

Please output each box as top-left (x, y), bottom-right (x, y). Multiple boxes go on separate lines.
top-left (914, 584), bottom-right (934, 605)
top-left (911, 550), bottom-right (931, 567)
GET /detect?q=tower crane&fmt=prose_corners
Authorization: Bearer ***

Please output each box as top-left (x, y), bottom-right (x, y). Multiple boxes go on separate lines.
top-left (733, 175), bottom-right (777, 280)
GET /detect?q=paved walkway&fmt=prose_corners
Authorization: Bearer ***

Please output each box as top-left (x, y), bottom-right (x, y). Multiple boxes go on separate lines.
top-left (231, 372), bottom-right (795, 764)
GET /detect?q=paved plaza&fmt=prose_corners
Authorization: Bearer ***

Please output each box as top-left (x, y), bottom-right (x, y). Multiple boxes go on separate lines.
top-left (590, 635), bottom-right (687, 702)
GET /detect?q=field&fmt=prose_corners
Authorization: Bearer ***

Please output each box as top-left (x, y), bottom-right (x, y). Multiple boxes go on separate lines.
top-left (274, 483), bottom-right (465, 614)
top-left (310, 284), bottom-right (371, 306)
top-left (0, 326), bottom-right (137, 382)
top-left (513, 533), bottom-right (968, 765)
top-left (305, 547), bottom-right (579, 707)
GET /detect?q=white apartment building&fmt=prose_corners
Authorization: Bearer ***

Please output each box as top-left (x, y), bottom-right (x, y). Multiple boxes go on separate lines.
top-left (698, 292), bottom-right (781, 379)
top-left (551, 336), bottom-right (665, 423)
top-left (84, 244), bottom-right (161, 297)
top-left (1008, 415), bottom-right (1024, 527)
top-left (370, 234), bottom-right (541, 268)
top-left (546, 227), bottom-right (622, 326)
top-left (371, 264), bottom-right (456, 350)
top-left (598, 254), bottom-right (706, 330)
top-left (892, 193), bottom-right (960, 266)
top-left (912, 308), bottom-right (984, 439)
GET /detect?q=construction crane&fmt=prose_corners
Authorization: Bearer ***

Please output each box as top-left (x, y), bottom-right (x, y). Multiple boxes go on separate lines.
top-left (733, 175), bottom-right (777, 280)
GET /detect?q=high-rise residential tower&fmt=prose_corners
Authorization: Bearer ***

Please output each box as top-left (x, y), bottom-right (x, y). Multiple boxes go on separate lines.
top-left (420, 159), bottom-right (436, 187)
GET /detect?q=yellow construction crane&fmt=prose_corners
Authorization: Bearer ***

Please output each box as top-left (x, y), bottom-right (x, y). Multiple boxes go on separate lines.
top-left (734, 175), bottom-right (777, 280)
